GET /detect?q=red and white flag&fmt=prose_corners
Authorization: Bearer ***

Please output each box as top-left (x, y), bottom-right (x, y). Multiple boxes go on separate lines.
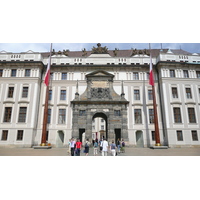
top-left (149, 48), bottom-right (154, 86)
top-left (44, 57), bottom-right (51, 86)
top-left (44, 44), bottom-right (52, 86)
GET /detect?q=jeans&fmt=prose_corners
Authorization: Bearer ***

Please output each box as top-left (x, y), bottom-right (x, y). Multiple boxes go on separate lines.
top-left (71, 147), bottom-right (75, 156)
top-left (94, 148), bottom-right (98, 155)
top-left (111, 149), bottom-right (116, 156)
top-left (117, 145), bottom-right (121, 152)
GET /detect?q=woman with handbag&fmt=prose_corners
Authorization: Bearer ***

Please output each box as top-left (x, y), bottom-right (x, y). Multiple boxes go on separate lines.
top-left (84, 139), bottom-right (90, 156)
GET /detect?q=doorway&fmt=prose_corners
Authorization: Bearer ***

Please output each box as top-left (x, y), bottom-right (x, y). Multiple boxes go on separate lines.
top-left (115, 129), bottom-right (121, 144)
top-left (56, 130), bottom-right (64, 147)
top-left (79, 129), bottom-right (85, 142)
top-left (136, 131), bottom-right (144, 147)
top-left (92, 113), bottom-right (108, 140)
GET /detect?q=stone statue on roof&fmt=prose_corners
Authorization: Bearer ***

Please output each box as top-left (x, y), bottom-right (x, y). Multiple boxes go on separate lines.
top-left (91, 43), bottom-right (108, 54)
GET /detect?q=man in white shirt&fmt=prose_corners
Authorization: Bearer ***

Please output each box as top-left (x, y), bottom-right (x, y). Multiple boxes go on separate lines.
top-left (101, 138), bottom-right (108, 156)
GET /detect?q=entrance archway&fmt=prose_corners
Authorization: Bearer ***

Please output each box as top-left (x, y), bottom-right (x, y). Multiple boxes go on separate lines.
top-left (71, 70), bottom-right (129, 144)
top-left (92, 112), bottom-right (108, 140)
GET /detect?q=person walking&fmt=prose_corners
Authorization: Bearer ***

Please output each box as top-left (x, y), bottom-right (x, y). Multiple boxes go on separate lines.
top-left (93, 139), bottom-right (98, 156)
top-left (75, 139), bottom-right (82, 156)
top-left (70, 138), bottom-right (76, 156)
top-left (84, 139), bottom-right (90, 156)
top-left (68, 139), bottom-right (71, 155)
top-left (121, 139), bottom-right (125, 153)
top-left (117, 138), bottom-right (121, 154)
top-left (99, 138), bottom-right (103, 153)
top-left (101, 138), bottom-right (108, 156)
top-left (110, 140), bottom-right (117, 156)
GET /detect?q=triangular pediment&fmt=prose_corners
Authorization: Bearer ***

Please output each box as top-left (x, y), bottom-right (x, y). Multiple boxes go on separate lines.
top-left (26, 50), bottom-right (35, 53)
top-left (86, 70), bottom-right (114, 77)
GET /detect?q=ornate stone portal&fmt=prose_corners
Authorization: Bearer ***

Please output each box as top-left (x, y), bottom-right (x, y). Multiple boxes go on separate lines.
top-left (71, 70), bottom-right (129, 143)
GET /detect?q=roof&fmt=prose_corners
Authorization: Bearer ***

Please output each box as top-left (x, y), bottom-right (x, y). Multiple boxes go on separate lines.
top-left (41, 48), bottom-right (192, 58)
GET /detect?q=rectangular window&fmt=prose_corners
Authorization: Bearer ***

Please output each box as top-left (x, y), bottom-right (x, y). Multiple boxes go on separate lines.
top-left (58, 109), bottom-right (66, 124)
top-left (1, 130), bottom-right (8, 141)
top-left (196, 71), bottom-right (200, 78)
top-left (170, 70), bottom-right (175, 77)
top-left (188, 108), bottom-right (196, 123)
top-left (18, 107), bottom-right (27, 123)
top-left (50, 73), bottom-right (53, 80)
top-left (134, 109), bottom-right (142, 124)
top-left (146, 72), bottom-right (150, 80)
top-left (172, 87), bottom-right (178, 98)
top-left (148, 90), bottom-right (153, 100)
top-left (149, 109), bottom-right (154, 124)
top-left (22, 87), bottom-right (29, 98)
top-left (151, 131), bottom-right (155, 141)
top-left (61, 73), bottom-right (67, 80)
top-left (17, 130), bottom-right (23, 141)
top-left (191, 131), bottom-right (198, 141)
top-left (177, 130), bottom-right (183, 141)
top-left (11, 69), bottom-right (17, 77)
top-left (25, 69), bottom-right (31, 77)
top-left (49, 90), bottom-right (52, 100)
top-left (4, 107), bottom-right (12, 122)
top-left (133, 72), bottom-right (139, 80)
top-left (101, 125), bottom-right (104, 130)
top-left (0, 69), bottom-right (3, 77)
top-left (101, 119), bottom-right (104, 123)
top-left (173, 107), bottom-right (182, 123)
top-left (8, 87), bottom-right (14, 98)
top-left (134, 90), bottom-right (140, 100)
top-left (114, 110), bottom-right (121, 116)
top-left (183, 70), bottom-right (189, 78)
top-left (60, 90), bottom-right (66, 100)
top-left (47, 109), bottom-right (51, 124)
top-left (79, 110), bottom-right (86, 116)
top-left (186, 88), bottom-right (192, 99)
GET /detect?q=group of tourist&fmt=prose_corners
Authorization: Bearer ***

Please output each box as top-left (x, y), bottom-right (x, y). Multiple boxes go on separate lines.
top-left (68, 137), bottom-right (125, 156)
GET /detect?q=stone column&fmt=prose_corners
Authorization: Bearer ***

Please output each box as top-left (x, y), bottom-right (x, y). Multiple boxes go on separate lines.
top-left (107, 108), bottom-right (115, 143)
top-left (121, 105), bottom-right (129, 142)
top-left (72, 104), bottom-right (79, 139)
top-left (85, 109), bottom-right (92, 140)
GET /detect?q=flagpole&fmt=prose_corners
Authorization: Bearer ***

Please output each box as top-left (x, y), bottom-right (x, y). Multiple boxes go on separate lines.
top-left (149, 44), bottom-right (161, 146)
top-left (41, 43), bottom-right (52, 146)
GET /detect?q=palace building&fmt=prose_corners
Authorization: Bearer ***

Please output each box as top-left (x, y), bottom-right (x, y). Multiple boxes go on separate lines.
top-left (0, 44), bottom-right (200, 148)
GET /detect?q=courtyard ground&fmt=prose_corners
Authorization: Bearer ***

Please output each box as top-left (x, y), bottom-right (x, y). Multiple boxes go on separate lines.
top-left (0, 146), bottom-right (200, 156)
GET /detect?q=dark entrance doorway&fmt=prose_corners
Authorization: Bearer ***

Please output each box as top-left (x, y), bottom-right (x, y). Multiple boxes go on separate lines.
top-left (115, 129), bottom-right (121, 144)
top-left (79, 129), bottom-right (85, 142)
top-left (92, 113), bottom-right (108, 140)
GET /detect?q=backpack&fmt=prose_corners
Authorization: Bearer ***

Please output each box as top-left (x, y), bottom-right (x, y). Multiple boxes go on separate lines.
top-left (122, 142), bottom-right (125, 147)
top-left (85, 142), bottom-right (89, 147)
top-left (111, 144), bottom-right (116, 149)
top-left (94, 142), bottom-right (98, 147)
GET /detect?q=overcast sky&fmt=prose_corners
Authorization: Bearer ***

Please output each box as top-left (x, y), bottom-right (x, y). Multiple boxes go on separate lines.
top-left (0, 43), bottom-right (200, 53)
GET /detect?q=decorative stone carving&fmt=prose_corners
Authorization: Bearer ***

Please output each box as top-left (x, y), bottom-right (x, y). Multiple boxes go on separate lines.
top-left (131, 48), bottom-right (150, 56)
top-left (91, 43), bottom-right (108, 54)
top-left (63, 49), bottom-right (69, 56)
top-left (91, 88), bottom-right (110, 98)
top-left (82, 48), bottom-right (87, 56)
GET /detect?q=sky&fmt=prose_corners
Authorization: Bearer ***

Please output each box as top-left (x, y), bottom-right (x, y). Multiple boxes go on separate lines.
top-left (0, 43), bottom-right (200, 53)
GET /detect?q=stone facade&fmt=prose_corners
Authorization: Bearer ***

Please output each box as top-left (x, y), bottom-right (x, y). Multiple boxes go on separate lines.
top-left (71, 70), bottom-right (129, 144)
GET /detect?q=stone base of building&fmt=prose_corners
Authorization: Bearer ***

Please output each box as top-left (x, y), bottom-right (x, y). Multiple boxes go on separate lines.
top-left (150, 146), bottom-right (169, 149)
top-left (33, 146), bottom-right (52, 149)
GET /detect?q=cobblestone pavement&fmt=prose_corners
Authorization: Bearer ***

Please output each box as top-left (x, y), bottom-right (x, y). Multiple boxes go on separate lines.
top-left (0, 147), bottom-right (200, 156)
